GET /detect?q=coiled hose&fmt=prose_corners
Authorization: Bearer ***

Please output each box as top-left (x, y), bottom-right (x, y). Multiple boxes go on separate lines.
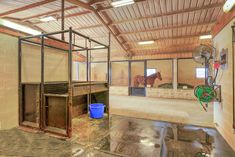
top-left (194, 85), bottom-right (216, 111)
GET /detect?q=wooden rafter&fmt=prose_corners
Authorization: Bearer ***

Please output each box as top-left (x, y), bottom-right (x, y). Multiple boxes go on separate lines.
top-left (0, 0), bottom-right (56, 17)
top-left (135, 50), bottom-right (193, 55)
top-left (125, 32), bottom-right (211, 44)
top-left (73, 24), bottom-right (103, 30)
top-left (97, 0), bottom-right (146, 11)
top-left (109, 2), bottom-right (223, 25)
top-left (21, 6), bottom-right (78, 21)
top-left (65, 0), bottom-right (129, 55)
top-left (118, 21), bottom-right (216, 36)
top-left (33, 10), bottom-right (92, 24)
top-left (89, 0), bottom-right (106, 6)
top-left (66, 0), bottom-right (94, 11)
top-left (130, 44), bottom-right (200, 51)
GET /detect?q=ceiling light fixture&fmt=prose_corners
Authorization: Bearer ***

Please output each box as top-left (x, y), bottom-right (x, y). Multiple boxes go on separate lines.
top-left (93, 45), bottom-right (105, 49)
top-left (0, 19), bottom-right (41, 35)
top-left (199, 35), bottom-right (212, 40)
top-left (138, 40), bottom-right (154, 45)
top-left (39, 16), bottom-right (57, 22)
top-left (111, 0), bottom-right (135, 8)
top-left (223, 0), bottom-right (235, 13)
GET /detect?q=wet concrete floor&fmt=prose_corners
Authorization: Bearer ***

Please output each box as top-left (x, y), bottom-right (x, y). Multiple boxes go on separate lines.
top-left (0, 115), bottom-right (234, 156)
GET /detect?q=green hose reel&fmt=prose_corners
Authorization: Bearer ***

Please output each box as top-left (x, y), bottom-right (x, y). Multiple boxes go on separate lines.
top-left (194, 85), bottom-right (217, 111)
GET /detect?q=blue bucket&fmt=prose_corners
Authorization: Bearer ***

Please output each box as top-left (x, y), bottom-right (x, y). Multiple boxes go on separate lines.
top-left (89, 103), bottom-right (105, 119)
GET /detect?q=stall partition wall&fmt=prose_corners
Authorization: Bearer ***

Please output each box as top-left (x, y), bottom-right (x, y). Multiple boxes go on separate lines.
top-left (178, 58), bottom-right (205, 89)
top-left (111, 62), bottom-right (128, 86)
top-left (110, 59), bottom-right (207, 98)
top-left (147, 60), bottom-right (173, 88)
top-left (20, 42), bottom-right (69, 130)
top-left (129, 61), bottom-right (146, 96)
top-left (110, 59), bottom-right (174, 96)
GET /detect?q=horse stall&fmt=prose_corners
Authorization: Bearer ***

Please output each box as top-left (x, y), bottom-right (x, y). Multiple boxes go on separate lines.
top-left (18, 28), bottom-right (110, 139)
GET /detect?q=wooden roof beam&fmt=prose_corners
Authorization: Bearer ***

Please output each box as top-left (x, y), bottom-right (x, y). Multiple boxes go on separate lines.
top-left (21, 6), bottom-right (78, 21)
top-left (66, 0), bottom-right (95, 11)
top-left (65, 0), bottom-right (130, 55)
top-left (130, 44), bottom-right (200, 51)
top-left (89, 0), bottom-right (106, 6)
top-left (125, 32), bottom-right (211, 44)
top-left (109, 2), bottom-right (224, 25)
top-left (118, 21), bottom-right (216, 36)
top-left (134, 51), bottom-right (193, 56)
top-left (0, 0), bottom-right (56, 17)
top-left (97, 0), bottom-right (146, 11)
top-left (33, 10), bottom-right (92, 24)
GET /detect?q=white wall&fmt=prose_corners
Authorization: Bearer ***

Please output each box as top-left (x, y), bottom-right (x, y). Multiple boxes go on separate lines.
top-left (213, 18), bottom-right (235, 150)
top-left (0, 33), bottom-right (18, 129)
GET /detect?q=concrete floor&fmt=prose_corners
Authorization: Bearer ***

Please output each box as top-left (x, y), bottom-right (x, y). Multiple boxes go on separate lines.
top-left (110, 95), bottom-right (214, 127)
top-left (0, 115), bottom-right (234, 157)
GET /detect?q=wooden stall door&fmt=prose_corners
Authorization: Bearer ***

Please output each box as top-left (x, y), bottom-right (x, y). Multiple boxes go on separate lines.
top-left (44, 95), bottom-right (68, 135)
top-left (22, 84), bottom-right (40, 127)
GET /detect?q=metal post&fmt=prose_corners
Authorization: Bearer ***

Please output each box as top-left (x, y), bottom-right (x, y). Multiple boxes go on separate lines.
top-left (144, 60), bottom-right (147, 96)
top-left (107, 33), bottom-right (111, 123)
top-left (18, 38), bottom-right (22, 125)
top-left (128, 61), bottom-right (131, 95)
top-left (86, 39), bottom-right (89, 82)
top-left (40, 35), bottom-right (45, 130)
top-left (88, 39), bottom-right (91, 106)
top-left (61, 0), bottom-right (65, 40)
top-left (232, 26), bottom-right (235, 129)
top-left (68, 27), bottom-right (72, 137)
top-left (107, 33), bottom-right (111, 85)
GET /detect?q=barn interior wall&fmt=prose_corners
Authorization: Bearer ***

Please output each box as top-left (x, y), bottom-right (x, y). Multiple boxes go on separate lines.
top-left (213, 18), bottom-right (235, 150)
top-left (0, 33), bottom-right (18, 129)
top-left (147, 60), bottom-right (173, 87)
top-left (21, 43), bottom-right (68, 83)
top-left (178, 59), bottom-right (205, 87)
top-left (0, 33), bottom-right (75, 130)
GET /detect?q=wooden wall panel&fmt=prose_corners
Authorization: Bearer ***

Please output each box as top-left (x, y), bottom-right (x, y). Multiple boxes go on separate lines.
top-left (213, 18), bottom-right (235, 150)
top-left (0, 33), bottom-right (18, 129)
top-left (178, 59), bottom-right (205, 87)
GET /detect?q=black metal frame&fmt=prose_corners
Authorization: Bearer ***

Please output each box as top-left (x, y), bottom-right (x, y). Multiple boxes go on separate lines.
top-left (18, 28), bottom-right (110, 137)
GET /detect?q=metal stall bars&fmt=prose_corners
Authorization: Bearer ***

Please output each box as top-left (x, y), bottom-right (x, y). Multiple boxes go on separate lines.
top-left (18, 28), bottom-right (110, 137)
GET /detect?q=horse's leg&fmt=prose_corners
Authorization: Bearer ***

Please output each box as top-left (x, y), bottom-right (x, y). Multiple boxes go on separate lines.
top-left (133, 77), bottom-right (138, 87)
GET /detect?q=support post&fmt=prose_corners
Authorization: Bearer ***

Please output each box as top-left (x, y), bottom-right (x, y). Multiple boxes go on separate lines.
top-left (173, 58), bottom-right (178, 90)
top-left (40, 35), bottom-right (45, 129)
top-left (18, 38), bottom-right (22, 125)
top-left (67, 27), bottom-right (72, 137)
top-left (61, 0), bottom-right (65, 40)
top-left (107, 33), bottom-right (111, 123)
top-left (144, 60), bottom-right (147, 96)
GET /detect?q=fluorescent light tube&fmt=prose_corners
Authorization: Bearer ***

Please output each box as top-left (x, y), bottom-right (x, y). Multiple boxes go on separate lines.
top-left (199, 35), bottom-right (212, 40)
top-left (0, 19), bottom-right (41, 35)
top-left (223, 0), bottom-right (235, 13)
top-left (111, 0), bottom-right (134, 8)
top-left (93, 45), bottom-right (105, 49)
top-left (39, 16), bottom-right (56, 22)
top-left (138, 40), bottom-right (154, 45)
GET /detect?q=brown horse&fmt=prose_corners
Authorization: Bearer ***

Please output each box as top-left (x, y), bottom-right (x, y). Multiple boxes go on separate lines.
top-left (133, 72), bottom-right (162, 87)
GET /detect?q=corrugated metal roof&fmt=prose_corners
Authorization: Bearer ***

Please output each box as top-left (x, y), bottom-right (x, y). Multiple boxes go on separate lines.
top-left (0, 0), bottom-right (225, 58)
